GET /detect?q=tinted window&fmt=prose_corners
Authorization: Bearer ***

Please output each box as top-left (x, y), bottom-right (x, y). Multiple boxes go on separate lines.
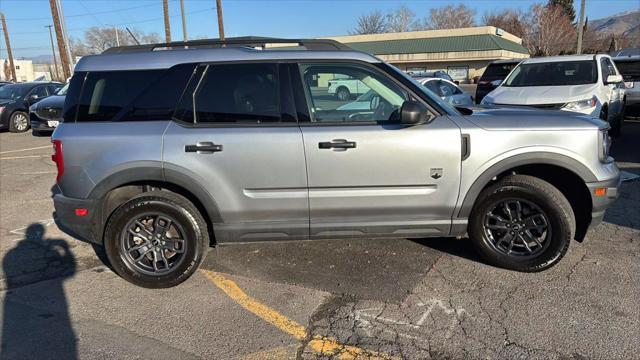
top-left (300, 63), bottom-right (408, 123)
top-left (76, 70), bottom-right (163, 122)
top-left (0, 84), bottom-right (31, 99)
top-left (439, 81), bottom-right (460, 96)
top-left (504, 61), bottom-right (597, 87)
top-left (480, 62), bottom-right (518, 80)
top-left (194, 63), bottom-right (280, 123)
top-left (120, 64), bottom-right (196, 121)
top-left (614, 60), bottom-right (640, 81)
top-left (423, 80), bottom-right (443, 96)
top-left (29, 86), bottom-right (49, 99)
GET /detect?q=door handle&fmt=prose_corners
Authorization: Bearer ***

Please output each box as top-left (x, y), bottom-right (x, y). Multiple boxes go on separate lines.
top-left (185, 141), bottom-right (223, 154)
top-left (318, 139), bottom-right (357, 150)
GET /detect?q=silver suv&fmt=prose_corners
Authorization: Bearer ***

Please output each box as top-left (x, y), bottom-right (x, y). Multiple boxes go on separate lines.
top-left (52, 38), bottom-right (620, 288)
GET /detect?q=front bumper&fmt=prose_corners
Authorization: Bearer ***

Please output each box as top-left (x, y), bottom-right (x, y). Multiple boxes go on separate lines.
top-left (53, 193), bottom-right (100, 244)
top-left (30, 112), bottom-right (59, 131)
top-left (586, 175), bottom-right (621, 227)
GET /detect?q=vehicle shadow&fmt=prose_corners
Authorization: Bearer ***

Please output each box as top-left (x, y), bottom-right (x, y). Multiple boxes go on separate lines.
top-left (202, 237), bottom-right (446, 303)
top-left (1, 223), bottom-right (78, 359)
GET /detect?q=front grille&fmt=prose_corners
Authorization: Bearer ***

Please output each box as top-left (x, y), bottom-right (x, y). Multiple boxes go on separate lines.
top-left (36, 107), bottom-right (62, 121)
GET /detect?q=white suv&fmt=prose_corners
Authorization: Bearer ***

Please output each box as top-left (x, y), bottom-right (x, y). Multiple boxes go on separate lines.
top-left (481, 55), bottom-right (625, 136)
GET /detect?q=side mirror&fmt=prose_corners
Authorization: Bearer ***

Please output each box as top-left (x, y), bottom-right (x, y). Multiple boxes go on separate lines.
top-left (606, 74), bottom-right (623, 84)
top-left (400, 100), bottom-right (429, 125)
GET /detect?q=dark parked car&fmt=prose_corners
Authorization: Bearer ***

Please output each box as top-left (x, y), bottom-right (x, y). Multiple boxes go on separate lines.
top-left (475, 59), bottom-right (521, 104)
top-left (0, 82), bottom-right (63, 132)
top-left (30, 83), bottom-right (68, 136)
top-left (0, 81), bottom-right (12, 87)
top-left (613, 56), bottom-right (640, 117)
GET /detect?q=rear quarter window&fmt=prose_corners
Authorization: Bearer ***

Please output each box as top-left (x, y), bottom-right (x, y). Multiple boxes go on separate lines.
top-left (66, 64), bottom-right (196, 122)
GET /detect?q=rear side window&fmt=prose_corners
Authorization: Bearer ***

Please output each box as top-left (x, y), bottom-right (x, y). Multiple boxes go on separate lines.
top-left (194, 63), bottom-right (281, 123)
top-left (76, 70), bottom-right (164, 122)
top-left (480, 63), bottom-right (518, 80)
top-left (614, 60), bottom-right (640, 81)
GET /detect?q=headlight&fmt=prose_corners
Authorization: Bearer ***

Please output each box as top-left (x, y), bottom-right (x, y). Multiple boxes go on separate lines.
top-left (562, 96), bottom-right (597, 111)
top-left (598, 128), bottom-right (611, 163)
top-left (0, 106), bottom-right (4, 115)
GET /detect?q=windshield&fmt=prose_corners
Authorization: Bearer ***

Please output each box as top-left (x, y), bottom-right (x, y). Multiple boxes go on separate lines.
top-left (0, 84), bottom-right (30, 99)
top-left (481, 62), bottom-right (518, 80)
top-left (55, 83), bottom-right (69, 95)
top-left (384, 64), bottom-right (459, 115)
top-left (504, 60), bottom-right (597, 87)
top-left (614, 60), bottom-right (640, 81)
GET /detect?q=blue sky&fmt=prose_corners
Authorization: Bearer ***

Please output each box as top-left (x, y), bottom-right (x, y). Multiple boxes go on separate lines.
top-left (1, 0), bottom-right (639, 58)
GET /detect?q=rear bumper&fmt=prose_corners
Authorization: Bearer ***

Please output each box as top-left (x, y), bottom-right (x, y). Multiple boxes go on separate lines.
top-left (53, 193), bottom-right (100, 244)
top-left (586, 175), bottom-right (621, 228)
top-left (30, 113), bottom-right (58, 131)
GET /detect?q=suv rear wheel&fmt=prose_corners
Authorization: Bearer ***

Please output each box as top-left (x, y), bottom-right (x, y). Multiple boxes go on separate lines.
top-left (336, 86), bottom-right (350, 101)
top-left (103, 191), bottom-right (209, 288)
top-left (469, 175), bottom-right (575, 272)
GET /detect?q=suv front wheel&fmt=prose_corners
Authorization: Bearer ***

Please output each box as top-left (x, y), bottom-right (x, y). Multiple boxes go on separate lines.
top-left (104, 191), bottom-right (209, 288)
top-left (469, 175), bottom-right (575, 272)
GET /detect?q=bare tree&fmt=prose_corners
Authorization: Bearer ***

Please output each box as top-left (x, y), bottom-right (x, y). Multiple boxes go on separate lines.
top-left (71, 27), bottom-right (162, 55)
top-left (482, 9), bottom-right (529, 39)
top-left (523, 4), bottom-right (576, 56)
top-left (351, 11), bottom-right (387, 35)
top-left (418, 4), bottom-right (476, 30)
top-left (386, 5), bottom-right (417, 33)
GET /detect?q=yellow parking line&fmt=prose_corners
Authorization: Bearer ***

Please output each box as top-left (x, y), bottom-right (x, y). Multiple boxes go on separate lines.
top-left (0, 145), bottom-right (51, 155)
top-left (200, 270), bottom-right (397, 360)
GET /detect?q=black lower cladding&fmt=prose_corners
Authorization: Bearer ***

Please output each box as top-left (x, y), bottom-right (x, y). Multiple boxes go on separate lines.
top-left (53, 193), bottom-right (99, 244)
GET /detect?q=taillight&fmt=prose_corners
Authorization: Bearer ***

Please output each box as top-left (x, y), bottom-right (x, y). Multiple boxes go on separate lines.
top-left (52, 139), bottom-right (64, 182)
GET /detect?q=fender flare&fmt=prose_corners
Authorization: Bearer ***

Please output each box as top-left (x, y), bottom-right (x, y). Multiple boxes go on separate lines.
top-left (456, 152), bottom-right (597, 219)
top-left (88, 165), bottom-right (223, 224)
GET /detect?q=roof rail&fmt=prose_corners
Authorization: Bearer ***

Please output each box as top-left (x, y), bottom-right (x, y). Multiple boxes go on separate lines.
top-left (102, 36), bottom-right (352, 54)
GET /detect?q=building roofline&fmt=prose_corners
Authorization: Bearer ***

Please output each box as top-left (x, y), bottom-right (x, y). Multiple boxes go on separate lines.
top-left (323, 26), bottom-right (523, 45)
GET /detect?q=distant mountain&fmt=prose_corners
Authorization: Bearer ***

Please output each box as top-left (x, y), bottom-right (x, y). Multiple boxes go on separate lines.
top-left (17, 54), bottom-right (53, 64)
top-left (588, 9), bottom-right (640, 39)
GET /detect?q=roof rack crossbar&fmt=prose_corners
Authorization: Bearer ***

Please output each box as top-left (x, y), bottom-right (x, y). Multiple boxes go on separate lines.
top-left (102, 36), bottom-right (352, 54)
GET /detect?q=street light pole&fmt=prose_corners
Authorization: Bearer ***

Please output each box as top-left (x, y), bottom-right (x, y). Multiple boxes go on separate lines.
top-left (45, 25), bottom-right (60, 81)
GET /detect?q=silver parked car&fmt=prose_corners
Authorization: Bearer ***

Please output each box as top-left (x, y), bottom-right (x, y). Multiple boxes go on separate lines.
top-left (52, 37), bottom-right (620, 288)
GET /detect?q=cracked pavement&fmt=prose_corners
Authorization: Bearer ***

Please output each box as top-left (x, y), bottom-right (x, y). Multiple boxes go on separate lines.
top-left (1, 123), bottom-right (639, 359)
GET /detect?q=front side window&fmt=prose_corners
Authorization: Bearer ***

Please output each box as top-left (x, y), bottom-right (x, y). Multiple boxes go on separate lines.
top-left (29, 86), bottom-right (49, 99)
top-left (300, 63), bottom-right (408, 123)
top-left (193, 63), bottom-right (280, 123)
top-left (504, 60), bottom-right (597, 87)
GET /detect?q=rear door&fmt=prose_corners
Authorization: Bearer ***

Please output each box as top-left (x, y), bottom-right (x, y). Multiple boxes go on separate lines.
top-left (295, 62), bottom-right (461, 238)
top-left (162, 63), bottom-right (309, 242)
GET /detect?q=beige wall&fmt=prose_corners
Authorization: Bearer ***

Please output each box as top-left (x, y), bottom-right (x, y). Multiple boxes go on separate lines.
top-left (0, 59), bottom-right (35, 82)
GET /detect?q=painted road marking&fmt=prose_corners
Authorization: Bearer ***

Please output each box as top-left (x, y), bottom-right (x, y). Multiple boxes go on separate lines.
top-left (8, 219), bottom-right (56, 241)
top-left (0, 145), bottom-right (51, 155)
top-left (200, 270), bottom-right (398, 360)
top-left (0, 171), bottom-right (56, 176)
top-left (0, 155), bottom-right (50, 160)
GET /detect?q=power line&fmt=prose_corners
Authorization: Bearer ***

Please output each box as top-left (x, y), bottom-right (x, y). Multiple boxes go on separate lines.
top-left (4, 3), bottom-right (159, 21)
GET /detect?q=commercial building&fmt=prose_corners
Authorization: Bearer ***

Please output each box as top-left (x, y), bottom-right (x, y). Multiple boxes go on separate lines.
top-left (326, 26), bottom-right (529, 83)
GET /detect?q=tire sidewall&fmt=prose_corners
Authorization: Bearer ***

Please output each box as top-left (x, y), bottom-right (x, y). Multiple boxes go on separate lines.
top-left (470, 184), bottom-right (571, 271)
top-left (104, 197), bottom-right (205, 288)
top-left (337, 87), bottom-right (349, 101)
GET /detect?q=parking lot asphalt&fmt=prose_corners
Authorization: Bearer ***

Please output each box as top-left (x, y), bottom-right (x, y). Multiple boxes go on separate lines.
top-left (1, 122), bottom-right (639, 359)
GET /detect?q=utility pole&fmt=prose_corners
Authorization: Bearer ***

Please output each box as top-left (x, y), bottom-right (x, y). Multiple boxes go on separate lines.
top-left (49, 0), bottom-right (71, 79)
top-left (45, 25), bottom-right (60, 81)
top-left (162, 0), bottom-right (171, 43)
top-left (55, 0), bottom-right (73, 73)
top-left (576, 0), bottom-right (586, 54)
top-left (180, 0), bottom-right (188, 42)
top-left (216, 0), bottom-right (225, 41)
top-left (0, 12), bottom-right (16, 81)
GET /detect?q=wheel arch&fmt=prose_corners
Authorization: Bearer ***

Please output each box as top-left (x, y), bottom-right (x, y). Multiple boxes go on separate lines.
top-left (88, 167), bottom-right (222, 246)
top-left (458, 153), bottom-right (596, 241)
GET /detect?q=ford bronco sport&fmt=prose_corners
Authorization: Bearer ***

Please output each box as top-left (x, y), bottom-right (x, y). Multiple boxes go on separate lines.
top-left (52, 38), bottom-right (620, 288)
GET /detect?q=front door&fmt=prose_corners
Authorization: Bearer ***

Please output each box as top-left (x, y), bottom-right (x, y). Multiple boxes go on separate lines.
top-left (296, 62), bottom-right (462, 238)
top-left (163, 63), bottom-right (309, 242)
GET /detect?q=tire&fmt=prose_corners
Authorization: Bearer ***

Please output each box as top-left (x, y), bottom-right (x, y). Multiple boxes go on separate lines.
top-left (103, 191), bottom-right (209, 288)
top-left (9, 111), bottom-right (30, 133)
top-left (468, 175), bottom-right (575, 272)
top-left (336, 87), bottom-right (350, 101)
